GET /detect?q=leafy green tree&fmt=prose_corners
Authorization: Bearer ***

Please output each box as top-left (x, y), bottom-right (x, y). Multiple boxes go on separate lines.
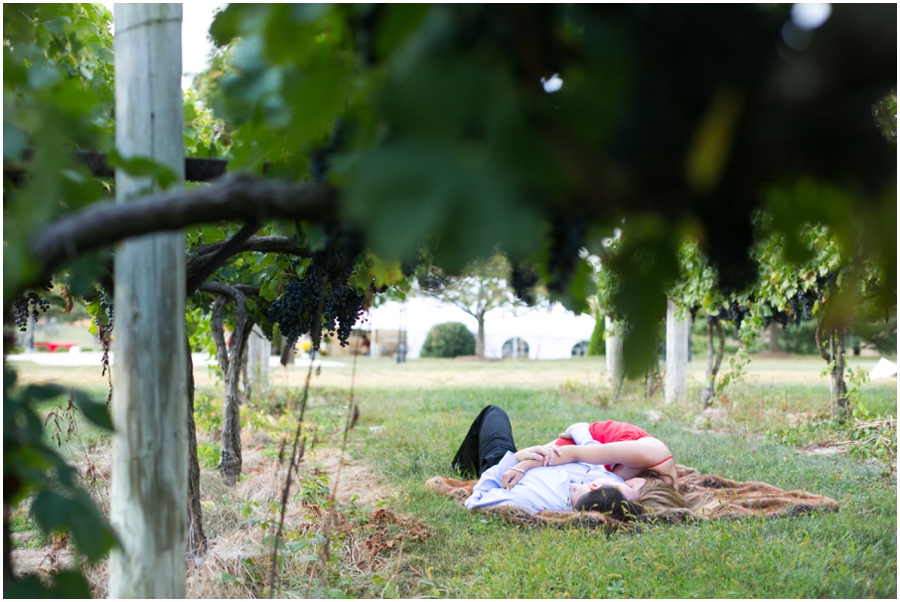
top-left (417, 254), bottom-right (525, 359)
top-left (749, 215), bottom-right (892, 422)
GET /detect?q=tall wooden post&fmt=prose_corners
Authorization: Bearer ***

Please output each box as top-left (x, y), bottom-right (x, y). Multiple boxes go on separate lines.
top-left (665, 299), bottom-right (689, 403)
top-left (605, 316), bottom-right (624, 388)
top-left (108, 4), bottom-right (187, 597)
top-left (246, 324), bottom-right (270, 397)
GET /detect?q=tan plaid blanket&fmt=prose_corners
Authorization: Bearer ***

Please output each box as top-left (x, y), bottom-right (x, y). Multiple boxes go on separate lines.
top-left (425, 465), bottom-right (840, 533)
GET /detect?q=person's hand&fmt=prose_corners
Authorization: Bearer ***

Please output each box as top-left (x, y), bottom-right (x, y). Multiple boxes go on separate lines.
top-left (514, 445), bottom-right (561, 465)
top-left (558, 422), bottom-right (589, 440)
top-left (501, 466), bottom-right (527, 490)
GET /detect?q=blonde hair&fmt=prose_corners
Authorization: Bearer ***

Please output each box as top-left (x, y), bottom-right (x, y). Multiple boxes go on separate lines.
top-left (635, 470), bottom-right (709, 514)
top-left (638, 478), bottom-right (687, 513)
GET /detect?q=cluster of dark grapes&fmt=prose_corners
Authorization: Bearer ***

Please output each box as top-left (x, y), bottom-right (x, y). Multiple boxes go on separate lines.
top-left (546, 210), bottom-right (586, 295)
top-left (322, 280), bottom-right (366, 346)
top-left (800, 288), bottom-right (817, 320)
top-left (11, 292), bottom-right (50, 332)
top-left (815, 270), bottom-right (839, 297)
top-left (267, 230), bottom-right (366, 349)
top-left (268, 278), bottom-right (322, 349)
top-left (769, 273), bottom-right (839, 329)
top-left (712, 298), bottom-right (795, 334)
top-left (768, 298), bottom-right (804, 329)
top-left (510, 262), bottom-right (539, 305)
top-left (718, 301), bottom-right (753, 336)
top-left (709, 271), bottom-right (841, 334)
top-left (696, 268), bottom-right (842, 337)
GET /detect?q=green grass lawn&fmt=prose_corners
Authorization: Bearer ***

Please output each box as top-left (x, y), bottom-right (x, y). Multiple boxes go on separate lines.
top-left (10, 355), bottom-right (897, 598)
top-left (347, 380), bottom-right (896, 598)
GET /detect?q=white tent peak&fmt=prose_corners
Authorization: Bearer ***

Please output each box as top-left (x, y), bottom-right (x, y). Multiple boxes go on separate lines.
top-left (869, 357), bottom-right (897, 379)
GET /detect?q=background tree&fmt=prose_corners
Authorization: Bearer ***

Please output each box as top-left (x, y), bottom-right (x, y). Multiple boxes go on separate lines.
top-left (417, 254), bottom-right (525, 359)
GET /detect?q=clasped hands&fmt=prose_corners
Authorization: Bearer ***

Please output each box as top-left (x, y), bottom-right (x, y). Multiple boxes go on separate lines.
top-left (501, 444), bottom-right (560, 490)
top-left (501, 423), bottom-right (589, 490)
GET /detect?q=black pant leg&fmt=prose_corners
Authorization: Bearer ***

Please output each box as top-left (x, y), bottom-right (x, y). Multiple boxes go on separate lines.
top-left (451, 406), bottom-right (493, 477)
top-left (451, 405), bottom-right (517, 478)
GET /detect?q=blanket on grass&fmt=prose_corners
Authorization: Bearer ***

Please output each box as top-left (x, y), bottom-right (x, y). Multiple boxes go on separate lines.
top-left (425, 465), bottom-right (840, 533)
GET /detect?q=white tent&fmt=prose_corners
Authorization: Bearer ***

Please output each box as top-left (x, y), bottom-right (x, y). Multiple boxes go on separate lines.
top-left (356, 297), bottom-right (596, 360)
top-left (869, 357), bottom-right (898, 379)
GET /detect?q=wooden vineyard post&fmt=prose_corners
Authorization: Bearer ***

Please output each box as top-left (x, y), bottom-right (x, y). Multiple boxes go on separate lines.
top-left (605, 316), bottom-right (624, 389)
top-left (108, 4), bottom-right (188, 597)
top-left (665, 299), bottom-right (689, 404)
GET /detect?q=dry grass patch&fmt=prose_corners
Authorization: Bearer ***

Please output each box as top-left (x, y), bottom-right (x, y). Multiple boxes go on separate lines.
top-left (12, 441), bottom-right (420, 598)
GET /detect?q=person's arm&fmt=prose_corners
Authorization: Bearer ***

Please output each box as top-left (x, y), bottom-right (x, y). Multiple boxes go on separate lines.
top-left (554, 438), bottom-right (669, 466)
top-left (513, 445), bottom-right (561, 464)
top-left (503, 437), bottom-right (673, 488)
top-left (467, 451), bottom-right (520, 503)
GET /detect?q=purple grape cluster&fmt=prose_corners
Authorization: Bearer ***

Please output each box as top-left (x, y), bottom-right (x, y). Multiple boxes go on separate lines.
top-left (267, 230), bottom-right (366, 349)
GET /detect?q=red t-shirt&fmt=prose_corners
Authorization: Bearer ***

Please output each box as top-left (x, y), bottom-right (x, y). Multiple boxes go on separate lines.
top-left (554, 420), bottom-right (653, 471)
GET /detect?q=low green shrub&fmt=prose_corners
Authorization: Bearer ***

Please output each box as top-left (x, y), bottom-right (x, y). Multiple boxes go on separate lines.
top-left (420, 322), bottom-right (475, 358)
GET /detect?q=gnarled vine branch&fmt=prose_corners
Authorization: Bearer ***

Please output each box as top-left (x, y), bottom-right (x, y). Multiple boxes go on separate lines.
top-left (200, 282), bottom-right (255, 485)
top-left (186, 236), bottom-right (310, 278)
top-left (22, 174), bottom-right (336, 301)
top-left (186, 221), bottom-right (262, 296)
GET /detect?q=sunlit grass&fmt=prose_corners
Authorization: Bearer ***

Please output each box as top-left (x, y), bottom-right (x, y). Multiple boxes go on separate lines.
top-left (10, 355), bottom-right (897, 598)
top-left (349, 382), bottom-right (895, 598)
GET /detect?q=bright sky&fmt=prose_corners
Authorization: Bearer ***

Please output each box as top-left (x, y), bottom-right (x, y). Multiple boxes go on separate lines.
top-left (101, 2), bottom-right (226, 89)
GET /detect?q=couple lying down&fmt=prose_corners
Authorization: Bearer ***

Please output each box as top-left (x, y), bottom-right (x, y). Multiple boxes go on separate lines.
top-left (452, 406), bottom-right (696, 521)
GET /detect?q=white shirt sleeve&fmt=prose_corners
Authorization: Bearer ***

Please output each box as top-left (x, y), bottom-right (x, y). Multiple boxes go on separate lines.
top-left (468, 452), bottom-right (520, 499)
top-left (571, 424), bottom-right (599, 446)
